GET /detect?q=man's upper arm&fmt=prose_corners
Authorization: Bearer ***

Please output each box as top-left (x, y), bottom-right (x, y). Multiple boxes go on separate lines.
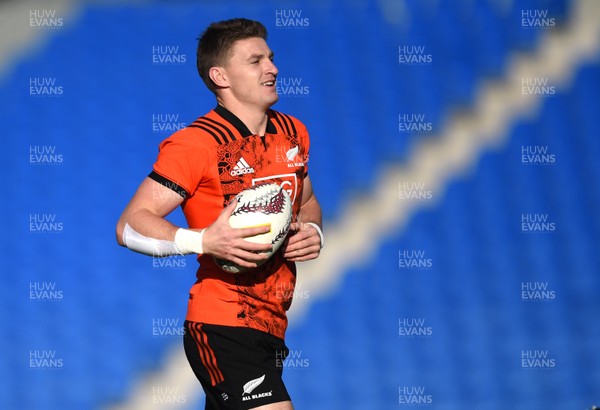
top-left (116, 177), bottom-right (184, 239)
top-left (133, 177), bottom-right (184, 216)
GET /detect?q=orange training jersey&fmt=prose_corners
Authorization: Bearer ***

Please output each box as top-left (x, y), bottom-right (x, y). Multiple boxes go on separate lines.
top-left (149, 105), bottom-right (310, 340)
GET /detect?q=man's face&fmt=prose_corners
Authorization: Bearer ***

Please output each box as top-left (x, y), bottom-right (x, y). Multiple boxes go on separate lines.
top-left (221, 37), bottom-right (279, 109)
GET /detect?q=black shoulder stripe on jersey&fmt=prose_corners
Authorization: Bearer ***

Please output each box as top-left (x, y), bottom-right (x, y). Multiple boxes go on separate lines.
top-left (148, 171), bottom-right (188, 199)
top-left (188, 122), bottom-right (223, 144)
top-left (195, 118), bottom-right (231, 143)
top-left (201, 117), bottom-right (237, 141)
top-left (271, 112), bottom-right (291, 136)
top-left (280, 112), bottom-right (298, 136)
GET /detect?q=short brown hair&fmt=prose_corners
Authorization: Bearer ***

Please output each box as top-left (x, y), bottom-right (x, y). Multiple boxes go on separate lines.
top-left (196, 18), bottom-right (268, 93)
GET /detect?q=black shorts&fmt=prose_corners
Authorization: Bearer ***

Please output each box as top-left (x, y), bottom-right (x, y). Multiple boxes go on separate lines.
top-left (183, 321), bottom-right (291, 409)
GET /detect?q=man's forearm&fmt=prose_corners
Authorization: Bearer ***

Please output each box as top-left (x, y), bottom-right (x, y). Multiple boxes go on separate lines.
top-left (297, 194), bottom-right (322, 228)
top-left (117, 209), bottom-right (204, 256)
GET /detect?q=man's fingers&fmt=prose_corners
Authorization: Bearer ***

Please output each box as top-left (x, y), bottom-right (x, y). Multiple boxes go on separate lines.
top-left (238, 224), bottom-right (272, 239)
top-left (231, 249), bottom-right (271, 264)
top-left (236, 239), bottom-right (273, 253)
top-left (220, 197), bottom-right (238, 219)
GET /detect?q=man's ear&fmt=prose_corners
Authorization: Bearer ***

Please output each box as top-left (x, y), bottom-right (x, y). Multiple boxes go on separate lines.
top-left (209, 67), bottom-right (228, 88)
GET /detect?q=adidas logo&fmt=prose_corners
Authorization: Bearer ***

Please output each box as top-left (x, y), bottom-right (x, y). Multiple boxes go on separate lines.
top-left (230, 156), bottom-right (255, 176)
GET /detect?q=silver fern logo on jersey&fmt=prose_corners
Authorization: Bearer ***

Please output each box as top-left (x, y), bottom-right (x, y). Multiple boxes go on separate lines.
top-left (276, 145), bottom-right (307, 167)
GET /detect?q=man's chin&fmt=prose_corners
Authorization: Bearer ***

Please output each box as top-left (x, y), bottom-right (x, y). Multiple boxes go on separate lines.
top-left (264, 94), bottom-right (279, 108)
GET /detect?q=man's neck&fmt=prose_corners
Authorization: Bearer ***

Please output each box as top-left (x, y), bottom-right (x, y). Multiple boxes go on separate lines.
top-left (216, 98), bottom-right (269, 136)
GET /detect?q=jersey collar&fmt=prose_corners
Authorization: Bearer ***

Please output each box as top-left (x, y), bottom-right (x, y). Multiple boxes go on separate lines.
top-left (214, 104), bottom-right (277, 137)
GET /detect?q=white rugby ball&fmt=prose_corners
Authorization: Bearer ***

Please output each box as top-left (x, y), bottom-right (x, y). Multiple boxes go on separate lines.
top-left (214, 183), bottom-right (293, 273)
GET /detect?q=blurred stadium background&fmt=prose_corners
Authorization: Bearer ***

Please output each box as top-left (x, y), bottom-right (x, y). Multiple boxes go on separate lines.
top-left (1, 0), bottom-right (599, 408)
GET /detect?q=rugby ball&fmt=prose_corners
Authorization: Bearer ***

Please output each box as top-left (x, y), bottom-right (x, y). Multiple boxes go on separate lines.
top-left (214, 183), bottom-right (293, 273)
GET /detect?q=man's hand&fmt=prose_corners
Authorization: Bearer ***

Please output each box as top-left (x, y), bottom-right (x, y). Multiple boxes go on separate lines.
top-left (202, 199), bottom-right (274, 269)
top-left (282, 222), bottom-right (322, 262)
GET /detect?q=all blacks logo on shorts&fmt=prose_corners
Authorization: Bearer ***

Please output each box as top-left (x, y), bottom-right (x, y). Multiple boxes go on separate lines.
top-left (252, 173), bottom-right (298, 203)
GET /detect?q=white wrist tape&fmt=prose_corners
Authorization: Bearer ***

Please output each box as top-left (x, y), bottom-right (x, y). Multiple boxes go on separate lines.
top-left (122, 223), bottom-right (204, 257)
top-left (306, 222), bottom-right (324, 249)
top-left (174, 228), bottom-right (205, 255)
